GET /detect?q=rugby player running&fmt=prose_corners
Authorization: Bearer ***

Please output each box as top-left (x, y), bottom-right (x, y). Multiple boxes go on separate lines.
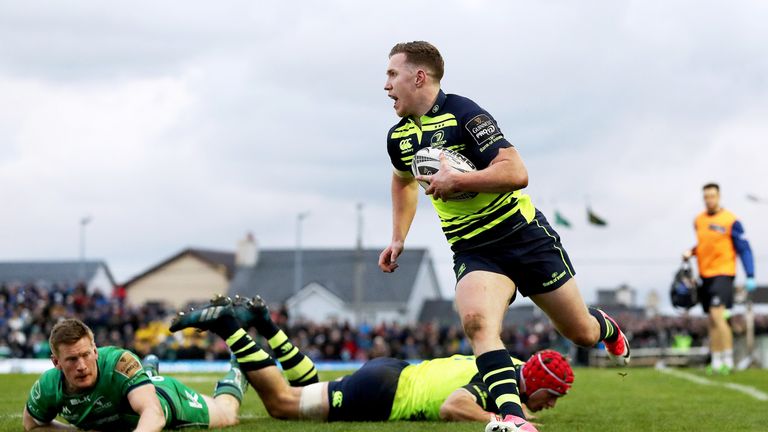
top-left (170, 295), bottom-right (575, 424)
top-left (378, 41), bottom-right (629, 432)
top-left (23, 318), bottom-right (248, 431)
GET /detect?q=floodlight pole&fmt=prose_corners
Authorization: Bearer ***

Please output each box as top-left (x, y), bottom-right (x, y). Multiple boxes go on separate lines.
top-left (354, 203), bottom-right (364, 325)
top-left (294, 211), bottom-right (310, 295)
top-left (79, 216), bottom-right (92, 281)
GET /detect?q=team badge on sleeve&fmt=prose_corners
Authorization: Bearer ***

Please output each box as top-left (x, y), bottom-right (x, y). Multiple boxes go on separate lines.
top-left (115, 352), bottom-right (142, 378)
top-left (465, 113), bottom-right (502, 147)
top-left (31, 381), bottom-right (42, 401)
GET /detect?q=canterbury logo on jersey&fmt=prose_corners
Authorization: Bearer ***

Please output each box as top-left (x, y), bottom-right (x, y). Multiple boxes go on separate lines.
top-left (332, 391), bottom-right (343, 407)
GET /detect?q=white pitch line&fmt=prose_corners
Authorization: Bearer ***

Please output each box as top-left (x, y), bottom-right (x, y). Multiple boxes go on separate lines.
top-left (656, 366), bottom-right (768, 401)
top-left (168, 376), bottom-right (219, 383)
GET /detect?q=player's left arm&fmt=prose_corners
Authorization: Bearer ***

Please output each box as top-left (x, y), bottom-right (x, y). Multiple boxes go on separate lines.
top-left (423, 107), bottom-right (528, 197)
top-left (439, 388), bottom-right (494, 421)
top-left (423, 146), bottom-right (528, 199)
top-left (127, 384), bottom-right (165, 432)
top-left (22, 407), bottom-right (75, 431)
top-left (454, 146), bottom-right (528, 192)
top-left (732, 220), bottom-right (756, 288)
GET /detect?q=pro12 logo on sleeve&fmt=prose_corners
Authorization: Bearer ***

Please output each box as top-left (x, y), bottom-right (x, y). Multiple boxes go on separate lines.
top-left (465, 113), bottom-right (502, 148)
top-left (115, 351), bottom-right (142, 378)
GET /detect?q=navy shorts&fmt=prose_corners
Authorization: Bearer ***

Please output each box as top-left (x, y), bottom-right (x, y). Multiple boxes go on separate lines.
top-left (699, 276), bottom-right (735, 313)
top-left (326, 357), bottom-right (408, 422)
top-left (452, 210), bottom-right (575, 298)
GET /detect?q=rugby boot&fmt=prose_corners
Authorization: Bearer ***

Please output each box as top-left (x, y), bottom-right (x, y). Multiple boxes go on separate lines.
top-left (169, 294), bottom-right (237, 333)
top-left (230, 294), bottom-right (272, 331)
top-left (600, 310), bottom-right (631, 366)
top-left (485, 414), bottom-right (538, 432)
top-left (141, 354), bottom-right (160, 377)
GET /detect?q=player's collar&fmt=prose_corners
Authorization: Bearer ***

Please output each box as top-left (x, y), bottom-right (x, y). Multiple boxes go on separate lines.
top-left (427, 89), bottom-right (447, 115)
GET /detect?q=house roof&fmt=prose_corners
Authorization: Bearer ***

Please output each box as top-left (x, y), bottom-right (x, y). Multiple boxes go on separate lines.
top-left (229, 248), bottom-right (430, 305)
top-left (0, 260), bottom-right (115, 287)
top-left (124, 248), bottom-right (236, 287)
top-left (418, 299), bottom-right (458, 326)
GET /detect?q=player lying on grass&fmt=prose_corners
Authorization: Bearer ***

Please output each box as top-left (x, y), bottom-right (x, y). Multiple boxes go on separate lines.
top-left (22, 318), bottom-right (248, 431)
top-left (170, 295), bottom-right (574, 423)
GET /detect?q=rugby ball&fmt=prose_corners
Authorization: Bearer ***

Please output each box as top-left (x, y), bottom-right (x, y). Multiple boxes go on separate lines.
top-left (410, 147), bottom-right (478, 201)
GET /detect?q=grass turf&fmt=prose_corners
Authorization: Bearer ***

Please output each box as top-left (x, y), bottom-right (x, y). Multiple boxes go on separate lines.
top-left (1, 367), bottom-right (766, 431)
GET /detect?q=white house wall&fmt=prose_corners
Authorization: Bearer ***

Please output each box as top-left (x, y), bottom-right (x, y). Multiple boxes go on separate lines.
top-left (406, 251), bottom-right (443, 323)
top-left (287, 283), bottom-right (354, 324)
top-left (87, 265), bottom-right (114, 296)
top-left (370, 309), bottom-right (406, 324)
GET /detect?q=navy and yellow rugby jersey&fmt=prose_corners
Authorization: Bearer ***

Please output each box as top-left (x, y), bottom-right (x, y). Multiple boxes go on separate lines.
top-left (386, 90), bottom-right (535, 251)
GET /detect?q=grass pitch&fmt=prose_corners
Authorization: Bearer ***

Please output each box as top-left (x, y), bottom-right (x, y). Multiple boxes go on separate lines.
top-left (1, 367), bottom-right (766, 431)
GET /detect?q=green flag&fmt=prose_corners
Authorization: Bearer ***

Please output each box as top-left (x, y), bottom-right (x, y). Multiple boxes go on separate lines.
top-left (587, 207), bottom-right (607, 226)
top-left (554, 210), bottom-right (571, 228)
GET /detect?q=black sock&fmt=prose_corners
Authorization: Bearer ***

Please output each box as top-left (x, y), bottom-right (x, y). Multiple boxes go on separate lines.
top-left (589, 307), bottom-right (618, 343)
top-left (254, 318), bottom-right (280, 340)
top-left (209, 314), bottom-right (243, 340)
top-left (476, 349), bottom-right (525, 418)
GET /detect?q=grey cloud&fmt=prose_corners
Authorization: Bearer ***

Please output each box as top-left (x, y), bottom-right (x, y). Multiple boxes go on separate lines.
top-left (0, 0), bottom-right (766, 301)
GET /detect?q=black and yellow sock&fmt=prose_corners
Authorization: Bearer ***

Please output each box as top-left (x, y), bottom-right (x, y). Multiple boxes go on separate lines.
top-left (476, 349), bottom-right (525, 418)
top-left (226, 328), bottom-right (275, 372)
top-left (268, 330), bottom-right (318, 386)
top-left (589, 307), bottom-right (618, 343)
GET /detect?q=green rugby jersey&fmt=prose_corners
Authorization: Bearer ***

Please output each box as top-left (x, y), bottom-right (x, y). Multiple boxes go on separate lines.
top-left (387, 90), bottom-right (535, 251)
top-left (26, 346), bottom-right (153, 431)
top-left (388, 354), bottom-right (523, 421)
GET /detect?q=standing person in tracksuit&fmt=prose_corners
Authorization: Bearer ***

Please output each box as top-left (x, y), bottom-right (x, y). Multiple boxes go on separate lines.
top-left (683, 182), bottom-right (756, 375)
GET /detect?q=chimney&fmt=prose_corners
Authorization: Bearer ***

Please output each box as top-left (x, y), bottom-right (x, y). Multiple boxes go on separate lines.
top-left (236, 232), bottom-right (258, 267)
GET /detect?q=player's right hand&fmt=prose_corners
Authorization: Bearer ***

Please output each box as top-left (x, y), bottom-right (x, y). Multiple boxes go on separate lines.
top-left (682, 249), bottom-right (693, 261)
top-left (378, 241), bottom-right (404, 273)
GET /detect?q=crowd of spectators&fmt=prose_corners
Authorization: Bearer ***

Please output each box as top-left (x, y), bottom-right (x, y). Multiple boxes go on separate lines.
top-left (3, 282), bottom-right (768, 363)
top-left (0, 282), bottom-right (170, 359)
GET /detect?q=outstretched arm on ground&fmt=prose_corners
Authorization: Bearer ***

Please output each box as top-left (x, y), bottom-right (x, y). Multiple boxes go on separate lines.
top-left (439, 389), bottom-right (493, 422)
top-left (22, 407), bottom-right (74, 431)
top-left (128, 384), bottom-right (166, 432)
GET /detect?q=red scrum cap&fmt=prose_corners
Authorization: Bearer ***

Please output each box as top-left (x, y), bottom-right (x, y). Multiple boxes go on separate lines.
top-left (521, 350), bottom-right (574, 397)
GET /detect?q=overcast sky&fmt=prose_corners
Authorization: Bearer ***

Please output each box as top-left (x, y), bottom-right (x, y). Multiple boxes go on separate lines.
top-left (1, 1), bottom-right (766, 310)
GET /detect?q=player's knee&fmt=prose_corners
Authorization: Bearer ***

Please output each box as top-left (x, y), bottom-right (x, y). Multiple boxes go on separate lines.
top-left (262, 396), bottom-right (282, 418)
top-left (262, 393), bottom-right (295, 419)
top-left (461, 313), bottom-right (487, 340)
